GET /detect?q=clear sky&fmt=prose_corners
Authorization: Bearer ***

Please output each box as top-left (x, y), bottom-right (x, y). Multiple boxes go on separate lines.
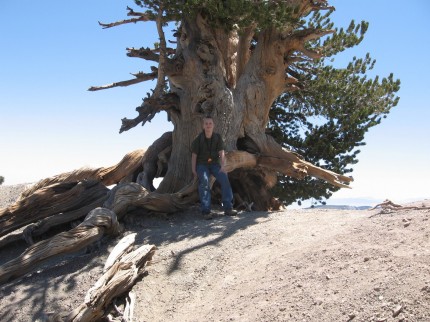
top-left (0, 1), bottom-right (429, 206)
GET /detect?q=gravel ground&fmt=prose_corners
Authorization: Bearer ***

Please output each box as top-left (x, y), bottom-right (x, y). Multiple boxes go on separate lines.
top-left (0, 184), bottom-right (429, 322)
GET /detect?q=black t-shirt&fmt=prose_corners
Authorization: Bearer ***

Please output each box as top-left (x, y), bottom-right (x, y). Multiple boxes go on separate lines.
top-left (191, 132), bottom-right (225, 165)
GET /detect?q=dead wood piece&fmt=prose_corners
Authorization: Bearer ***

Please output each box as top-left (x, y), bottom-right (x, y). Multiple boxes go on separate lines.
top-left (104, 233), bottom-right (137, 272)
top-left (370, 199), bottom-right (430, 211)
top-left (0, 207), bottom-right (121, 285)
top-left (66, 244), bottom-right (156, 322)
top-left (0, 180), bottom-right (109, 239)
top-left (123, 291), bottom-right (136, 322)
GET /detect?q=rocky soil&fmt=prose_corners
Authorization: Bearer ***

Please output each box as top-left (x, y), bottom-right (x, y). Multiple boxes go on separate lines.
top-left (0, 184), bottom-right (429, 322)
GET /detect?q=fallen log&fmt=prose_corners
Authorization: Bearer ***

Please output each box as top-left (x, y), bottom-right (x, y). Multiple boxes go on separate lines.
top-left (0, 207), bottom-right (122, 285)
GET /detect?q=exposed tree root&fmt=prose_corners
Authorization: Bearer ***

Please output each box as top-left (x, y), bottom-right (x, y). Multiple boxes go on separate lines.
top-left (0, 180), bottom-right (109, 239)
top-left (0, 208), bottom-right (122, 285)
top-left (18, 149), bottom-right (145, 200)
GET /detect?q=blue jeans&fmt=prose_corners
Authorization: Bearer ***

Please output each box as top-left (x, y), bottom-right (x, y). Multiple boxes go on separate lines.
top-left (196, 164), bottom-right (233, 212)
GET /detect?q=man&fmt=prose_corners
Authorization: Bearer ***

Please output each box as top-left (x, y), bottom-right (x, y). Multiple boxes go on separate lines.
top-left (191, 116), bottom-right (237, 219)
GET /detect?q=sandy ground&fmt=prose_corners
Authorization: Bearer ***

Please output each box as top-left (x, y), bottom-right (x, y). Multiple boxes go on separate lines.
top-left (0, 185), bottom-right (429, 322)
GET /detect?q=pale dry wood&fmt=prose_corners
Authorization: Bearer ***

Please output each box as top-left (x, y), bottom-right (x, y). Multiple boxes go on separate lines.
top-left (123, 291), bottom-right (136, 322)
top-left (0, 208), bottom-right (122, 285)
top-left (88, 72), bottom-right (157, 91)
top-left (0, 180), bottom-right (109, 239)
top-left (66, 244), bottom-right (156, 322)
top-left (104, 233), bottom-right (136, 272)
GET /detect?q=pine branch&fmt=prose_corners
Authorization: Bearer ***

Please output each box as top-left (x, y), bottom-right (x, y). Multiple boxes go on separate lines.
top-left (98, 15), bottom-right (152, 29)
top-left (88, 71), bottom-right (157, 91)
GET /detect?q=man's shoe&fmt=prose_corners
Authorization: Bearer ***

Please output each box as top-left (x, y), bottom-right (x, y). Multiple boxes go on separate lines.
top-left (202, 210), bottom-right (213, 220)
top-left (224, 209), bottom-right (238, 216)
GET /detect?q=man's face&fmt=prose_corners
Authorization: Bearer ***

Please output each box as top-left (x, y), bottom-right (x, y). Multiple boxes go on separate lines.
top-left (203, 118), bottom-right (214, 132)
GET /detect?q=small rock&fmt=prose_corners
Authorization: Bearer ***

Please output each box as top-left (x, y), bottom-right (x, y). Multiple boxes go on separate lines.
top-left (392, 305), bottom-right (403, 317)
top-left (314, 299), bottom-right (323, 305)
top-left (375, 318), bottom-right (387, 322)
top-left (364, 257), bottom-right (370, 262)
top-left (347, 313), bottom-right (356, 321)
top-left (404, 222), bottom-right (411, 227)
top-left (326, 274), bottom-right (331, 280)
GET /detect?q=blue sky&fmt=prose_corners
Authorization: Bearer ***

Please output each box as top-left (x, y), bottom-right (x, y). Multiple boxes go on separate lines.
top-left (0, 1), bottom-right (429, 206)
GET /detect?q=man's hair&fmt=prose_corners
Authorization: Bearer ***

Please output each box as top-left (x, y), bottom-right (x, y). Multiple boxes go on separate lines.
top-left (202, 115), bottom-right (214, 123)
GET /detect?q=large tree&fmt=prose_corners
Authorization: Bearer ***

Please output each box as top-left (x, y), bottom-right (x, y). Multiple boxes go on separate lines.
top-left (0, 0), bottom-right (400, 300)
top-left (88, 0), bottom-right (399, 210)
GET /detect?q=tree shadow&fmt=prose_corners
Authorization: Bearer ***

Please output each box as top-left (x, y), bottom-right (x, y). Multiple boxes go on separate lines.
top-left (124, 206), bottom-right (274, 275)
top-left (0, 235), bottom-right (112, 321)
top-left (0, 206), bottom-right (276, 320)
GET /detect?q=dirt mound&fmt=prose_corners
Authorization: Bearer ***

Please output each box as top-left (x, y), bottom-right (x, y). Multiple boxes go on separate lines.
top-left (0, 185), bottom-right (429, 321)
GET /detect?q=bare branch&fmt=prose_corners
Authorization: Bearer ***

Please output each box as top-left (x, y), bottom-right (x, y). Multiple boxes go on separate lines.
top-left (127, 47), bottom-right (175, 61)
top-left (98, 15), bottom-right (152, 29)
top-left (88, 71), bottom-right (157, 91)
top-left (126, 6), bottom-right (150, 17)
top-left (127, 47), bottom-right (160, 61)
top-left (120, 93), bottom-right (179, 133)
top-left (296, 44), bottom-right (322, 59)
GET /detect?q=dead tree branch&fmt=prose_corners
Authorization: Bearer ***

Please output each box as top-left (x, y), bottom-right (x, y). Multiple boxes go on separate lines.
top-left (88, 71), bottom-right (157, 91)
top-left (119, 93), bottom-right (179, 133)
top-left (65, 242), bottom-right (155, 322)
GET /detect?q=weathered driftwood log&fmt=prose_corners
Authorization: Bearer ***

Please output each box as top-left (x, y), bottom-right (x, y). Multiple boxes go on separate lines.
top-left (0, 208), bottom-right (121, 285)
top-left (18, 149), bottom-right (145, 200)
top-left (370, 199), bottom-right (430, 211)
top-left (64, 242), bottom-right (156, 322)
top-left (0, 180), bottom-right (109, 239)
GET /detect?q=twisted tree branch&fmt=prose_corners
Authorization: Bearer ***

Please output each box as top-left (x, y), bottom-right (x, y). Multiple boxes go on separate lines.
top-left (88, 71), bottom-right (157, 91)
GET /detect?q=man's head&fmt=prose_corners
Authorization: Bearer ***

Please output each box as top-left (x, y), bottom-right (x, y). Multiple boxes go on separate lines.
top-left (202, 116), bottom-right (214, 134)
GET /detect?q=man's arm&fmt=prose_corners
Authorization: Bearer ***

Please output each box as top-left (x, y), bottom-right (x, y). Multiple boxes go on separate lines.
top-left (219, 150), bottom-right (227, 173)
top-left (191, 153), bottom-right (197, 178)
